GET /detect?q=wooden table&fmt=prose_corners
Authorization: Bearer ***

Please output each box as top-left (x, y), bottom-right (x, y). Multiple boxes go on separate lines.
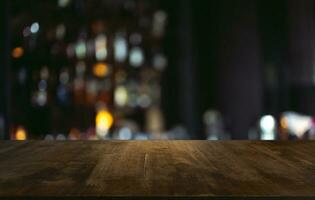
top-left (0, 141), bottom-right (315, 199)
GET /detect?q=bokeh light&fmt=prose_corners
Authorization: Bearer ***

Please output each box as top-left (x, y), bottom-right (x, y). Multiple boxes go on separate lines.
top-left (12, 47), bottom-right (24, 59)
top-left (96, 108), bottom-right (114, 138)
top-left (15, 127), bottom-right (27, 140)
top-left (93, 63), bottom-right (109, 78)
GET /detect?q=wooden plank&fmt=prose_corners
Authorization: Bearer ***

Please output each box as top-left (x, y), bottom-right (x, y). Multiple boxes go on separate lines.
top-left (0, 141), bottom-right (315, 199)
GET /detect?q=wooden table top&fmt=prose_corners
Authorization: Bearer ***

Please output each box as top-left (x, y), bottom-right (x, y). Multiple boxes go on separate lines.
top-left (0, 141), bottom-right (315, 199)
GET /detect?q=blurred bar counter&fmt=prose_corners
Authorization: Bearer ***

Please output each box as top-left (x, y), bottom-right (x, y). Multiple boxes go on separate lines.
top-left (0, 141), bottom-right (315, 199)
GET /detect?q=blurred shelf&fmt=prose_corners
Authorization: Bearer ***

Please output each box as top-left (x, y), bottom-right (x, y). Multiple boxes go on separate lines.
top-left (0, 141), bottom-right (315, 199)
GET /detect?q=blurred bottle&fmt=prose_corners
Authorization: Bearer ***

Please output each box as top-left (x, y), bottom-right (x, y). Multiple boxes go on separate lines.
top-left (259, 115), bottom-right (276, 140)
top-left (203, 110), bottom-right (227, 140)
top-left (145, 106), bottom-right (165, 138)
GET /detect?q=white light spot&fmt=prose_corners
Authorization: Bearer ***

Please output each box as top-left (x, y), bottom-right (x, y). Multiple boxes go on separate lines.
top-left (30, 22), bottom-right (40, 34)
top-left (118, 127), bottom-right (133, 140)
top-left (95, 34), bottom-right (107, 61)
top-left (260, 115), bottom-right (276, 140)
top-left (114, 35), bottom-right (128, 62)
top-left (129, 47), bottom-right (144, 67)
top-left (76, 40), bottom-right (86, 60)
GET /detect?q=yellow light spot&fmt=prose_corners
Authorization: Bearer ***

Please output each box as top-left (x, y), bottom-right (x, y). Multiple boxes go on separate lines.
top-left (93, 63), bottom-right (109, 78)
top-left (12, 47), bottom-right (24, 58)
top-left (15, 127), bottom-right (27, 140)
top-left (96, 109), bottom-right (114, 137)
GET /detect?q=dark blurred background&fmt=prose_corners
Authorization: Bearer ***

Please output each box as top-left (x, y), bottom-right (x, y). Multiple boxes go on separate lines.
top-left (1, 0), bottom-right (315, 141)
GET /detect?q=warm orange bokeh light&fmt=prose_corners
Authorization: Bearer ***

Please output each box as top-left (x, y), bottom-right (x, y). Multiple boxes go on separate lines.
top-left (12, 47), bottom-right (24, 58)
top-left (93, 63), bottom-right (109, 78)
top-left (15, 127), bottom-right (27, 140)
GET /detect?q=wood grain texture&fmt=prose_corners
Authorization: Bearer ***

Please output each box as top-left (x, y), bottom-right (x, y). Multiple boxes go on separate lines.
top-left (0, 141), bottom-right (315, 199)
